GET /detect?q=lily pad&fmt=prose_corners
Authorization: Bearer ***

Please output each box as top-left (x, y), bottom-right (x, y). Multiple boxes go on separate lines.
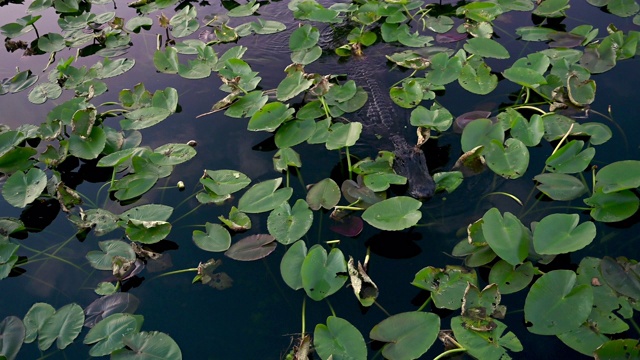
top-left (534, 173), bottom-right (588, 201)
top-left (83, 313), bottom-right (143, 357)
top-left (361, 196), bottom-right (422, 231)
top-left (370, 312), bottom-right (440, 360)
top-left (237, 178), bottom-right (293, 213)
top-left (482, 208), bottom-right (529, 266)
top-left (533, 214), bottom-right (596, 255)
top-left (267, 200), bottom-right (313, 245)
top-left (111, 331), bottom-right (182, 359)
top-left (306, 178), bottom-right (341, 210)
top-left (280, 240), bottom-right (307, 291)
top-left (193, 223), bottom-right (231, 252)
top-left (2, 168), bottom-right (47, 208)
top-left (0, 316), bottom-right (25, 360)
top-left (301, 245), bottom-right (347, 301)
top-left (225, 234), bottom-right (277, 261)
top-left (524, 270), bottom-right (593, 335)
top-left (38, 303), bottom-right (85, 351)
top-left (314, 316), bottom-right (366, 360)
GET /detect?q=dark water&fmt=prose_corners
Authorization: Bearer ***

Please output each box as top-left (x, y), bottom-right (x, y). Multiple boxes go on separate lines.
top-left (0, 1), bottom-right (639, 359)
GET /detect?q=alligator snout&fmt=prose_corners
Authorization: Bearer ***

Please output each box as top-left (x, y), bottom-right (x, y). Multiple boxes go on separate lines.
top-left (393, 146), bottom-right (435, 200)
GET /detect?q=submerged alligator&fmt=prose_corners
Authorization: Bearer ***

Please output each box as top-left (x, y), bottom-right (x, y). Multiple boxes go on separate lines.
top-left (326, 36), bottom-right (436, 199)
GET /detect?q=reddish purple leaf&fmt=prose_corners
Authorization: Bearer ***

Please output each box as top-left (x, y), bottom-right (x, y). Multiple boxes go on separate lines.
top-left (225, 234), bottom-right (277, 261)
top-left (330, 215), bottom-right (364, 237)
top-left (454, 110), bottom-right (492, 133)
top-left (436, 32), bottom-right (467, 44)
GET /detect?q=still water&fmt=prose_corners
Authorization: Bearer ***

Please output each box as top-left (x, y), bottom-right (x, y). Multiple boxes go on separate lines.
top-left (0, 0), bottom-right (639, 358)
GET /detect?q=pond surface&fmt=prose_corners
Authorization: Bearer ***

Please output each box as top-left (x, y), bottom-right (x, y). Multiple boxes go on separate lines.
top-left (1, 0), bottom-right (640, 359)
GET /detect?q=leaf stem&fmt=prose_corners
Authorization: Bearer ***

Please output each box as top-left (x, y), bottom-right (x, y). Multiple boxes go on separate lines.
top-left (416, 294), bottom-right (432, 312)
top-left (433, 348), bottom-right (467, 360)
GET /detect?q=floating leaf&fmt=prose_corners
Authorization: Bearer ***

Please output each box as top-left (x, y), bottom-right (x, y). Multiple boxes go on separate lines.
top-left (595, 160), bottom-right (640, 193)
top-left (83, 313), bottom-right (143, 357)
top-left (301, 245), bottom-right (347, 301)
top-left (314, 316), bottom-right (366, 360)
top-left (86, 240), bottom-right (136, 271)
top-left (533, 214), bottom-right (596, 255)
top-left (111, 331), bottom-right (182, 359)
top-left (247, 102), bottom-right (295, 132)
top-left (38, 303), bottom-right (85, 351)
top-left (362, 196), bottom-right (422, 231)
top-left (412, 266), bottom-right (478, 310)
top-left (267, 200), bottom-right (313, 245)
top-left (534, 173), bottom-right (587, 201)
top-left (488, 260), bottom-right (535, 294)
top-left (2, 168), bottom-right (47, 208)
top-left (524, 270), bottom-right (593, 335)
top-left (451, 316), bottom-right (522, 360)
top-left (464, 37), bottom-right (510, 59)
top-left (237, 178), bottom-right (293, 213)
top-left (23, 303), bottom-right (54, 344)
top-left (280, 240), bottom-right (307, 291)
top-left (84, 294), bottom-right (140, 329)
top-left (306, 178), bottom-right (341, 210)
top-left (485, 138), bottom-right (529, 179)
top-left (201, 169), bottom-right (251, 196)
top-left (370, 312), bottom-right (440, 360)
top-left (482, 208), bottom-right (528, 266)
top-left (585, 189), bottom-right (640, 222)
top-left (0, 316), bottom-right (25, 360)
top-left (225, 234), bottom-right (276, 261)
top-left (458, 61), bottom-right (498, 95)
top-left (193, 223), bottom-right (231, 252)
top-left (545, 140), bottom-right (595, 174)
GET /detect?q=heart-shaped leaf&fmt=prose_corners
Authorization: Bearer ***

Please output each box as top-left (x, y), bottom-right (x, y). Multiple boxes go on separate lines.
top-left (370, 312), bottom-right (440, 360)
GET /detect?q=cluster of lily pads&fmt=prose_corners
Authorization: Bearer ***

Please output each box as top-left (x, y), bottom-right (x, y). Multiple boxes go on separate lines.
top-left (1, 0), bottom-right (640, 359)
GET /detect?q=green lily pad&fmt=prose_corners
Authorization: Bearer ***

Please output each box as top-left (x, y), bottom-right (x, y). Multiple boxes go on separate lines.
top-left (488, 260), bottom-right (535, 294)
top-left (534, 173), bottom-right (588, 201)
top-left (361, 196), bottom-right (422, 231)
top-left (38, 303), bottom-right (85, 351)
top-left (86, 240), bottom-right (136, 271)
top-left (0, 316), bottom-right (24, 360)
top-left (28, 83), bottom-right (62, 104)
top-left (113, 171), bottom-right (159, 201)
top-left (227, 0), bottom-right (259, 16)
top-left (267, 199), bottom-right (313, 245)
top-left (533, 0), bottom-right (570, 17)
top-left (524, 270), bottom-right (593, 335)
top-left (485, 138), bottom-right (529, 179)
top-left (225, 234), bottom-right (277, 261)
top-left (464, 37), bottom-right (510, 59)
top-left (451, 316), bottom-right (522, 360)
top-left (412, 266), bottom-right (478, 310)
top-left (301, 245), bottom-right (347, 301)
top-left (325, 122), bottom-right (362, 150)
top-left (289, 24), bottom-right (319, 51)
top-left (424, 52), bottom-right (463, 85)
top-left (458, 61), bottom-right (498, 95)
top-left (148, 143), bottom-right (196, 166)
top-left (225, 91), bottom-right (268, 118)
top-left (594, 339), bottom-right (640, 359)
top-left (567, 75), bottom-right (596, 106)
top-left (482, 208), bottom-right (529, 266)
top-left (314, 316), bottom-right (366, 360)
top-left (306, 178), bottom-right (341, 210)
top-left (409, 103), bottom-right (453, 132)
top-left (201, 169), bottom-right (251, 196)
top-left (533, 214), bottom-right (596, 255)
top-left (585, 189), bottom-right (640, 222)
top-left (170, 6), bottom-right (199, 38)
top-left (193, 223), bottom-right (231, 252)
top-left (280, 240), bottom-right (307, 291)
top-left (237, 178), bottom-right (293, 213)
top-left (273, 147), bottom-right (302, 171)
top-left (111, 331), bottom-right (182, 359)
top-left (83, 313), bottom-right (144, 357)
top-left (369, 312), bottom-right (440, 360)
top-left (545, 140), bottom-right (595, 174)
top-left (599, 256), bottom-right (640, 300)
top-left (215, 207), bottom-right (249, 233)
top-left (248, 102), bottom-right (295, 132)
top-left (125, 219), bottom-right (171, 244)
top-left (274, 118), bottom-right (316, 148)
top-left (2, 168), bottom-right (47, 208)
top-left (595, 160), bottom-right (640, 193)
top-left (461, 118), bottom-right (504, 153)
top-left (390, 80), bottom-right (423, 108)
top-left (276, 71), bottom-right (313, 101)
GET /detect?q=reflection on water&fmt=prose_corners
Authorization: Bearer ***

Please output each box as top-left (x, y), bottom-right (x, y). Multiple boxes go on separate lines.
top-left (0, 0), bottom-right (640, 358)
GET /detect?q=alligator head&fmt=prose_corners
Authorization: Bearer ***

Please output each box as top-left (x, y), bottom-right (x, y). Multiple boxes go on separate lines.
top-left (392, 143), bottom-right (436, 200)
